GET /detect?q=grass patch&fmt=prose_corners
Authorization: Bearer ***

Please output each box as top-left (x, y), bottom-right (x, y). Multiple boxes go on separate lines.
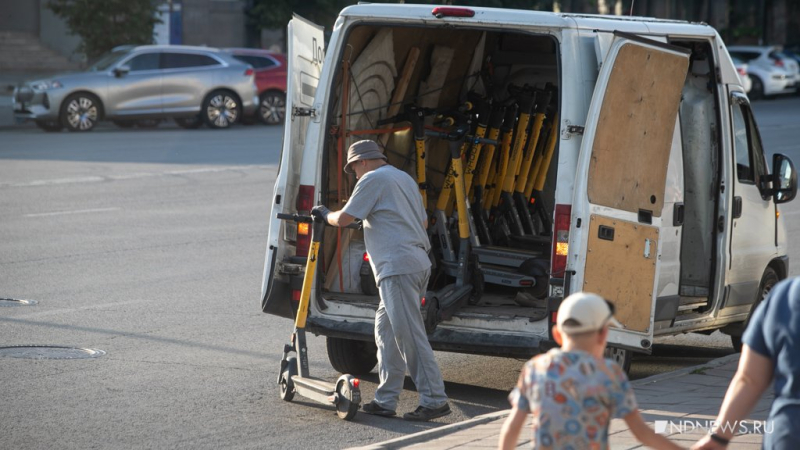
top-left (690, 366), bottom-right (711, 375)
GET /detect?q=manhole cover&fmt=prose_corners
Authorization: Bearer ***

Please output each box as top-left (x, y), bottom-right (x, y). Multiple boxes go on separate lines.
top-left (0, 346), bottom-right (105, 360)
top-left (0, 298), bottom-right (38, 307)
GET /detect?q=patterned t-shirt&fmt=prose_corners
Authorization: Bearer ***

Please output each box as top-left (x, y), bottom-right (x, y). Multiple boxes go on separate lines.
top-left (508, 349), bottom-right (637, 450)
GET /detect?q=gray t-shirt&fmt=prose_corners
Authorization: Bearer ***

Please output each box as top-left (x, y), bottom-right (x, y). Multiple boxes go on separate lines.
top-left (341, 165), bottom-right (431, 283)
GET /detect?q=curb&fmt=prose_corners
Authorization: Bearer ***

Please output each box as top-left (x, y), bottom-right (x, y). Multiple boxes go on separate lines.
top-left (346, 410), bottom-right (509, 450)
top-left (349, 353), bottom-right (741, 450)
top-left (631, 352), bottom-right (740, 387)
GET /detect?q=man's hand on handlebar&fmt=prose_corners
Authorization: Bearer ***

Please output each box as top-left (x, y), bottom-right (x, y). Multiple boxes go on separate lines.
top-left (311, 205), bottom-right (331, 222)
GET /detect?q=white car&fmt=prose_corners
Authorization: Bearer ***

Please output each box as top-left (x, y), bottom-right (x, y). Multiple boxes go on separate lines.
top-left (729, 45), bottom-right (799, 99)
top-left (731, 56), bottom-right (752, 93)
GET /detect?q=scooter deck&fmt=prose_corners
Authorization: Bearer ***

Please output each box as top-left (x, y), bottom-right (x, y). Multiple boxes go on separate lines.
top-left (472, 245), bottom-right (545, 268)
top-left (292, 376), bottom-right (338, 405)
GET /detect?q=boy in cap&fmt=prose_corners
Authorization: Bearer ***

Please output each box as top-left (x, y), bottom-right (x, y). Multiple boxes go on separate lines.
top-left (498, 292), bottom-right (683, 450)
top-left (311, 140), bottom-right (450, 421)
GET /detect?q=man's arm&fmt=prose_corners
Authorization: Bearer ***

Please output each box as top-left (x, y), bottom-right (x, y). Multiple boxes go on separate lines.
top-left (327, 210), bottom-right (356, 228)
top-left (692, 346), bottom-right (773, 449)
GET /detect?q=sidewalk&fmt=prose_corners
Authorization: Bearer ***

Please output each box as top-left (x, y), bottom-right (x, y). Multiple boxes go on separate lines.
top-left (350, 354), bottom-right (774, 450)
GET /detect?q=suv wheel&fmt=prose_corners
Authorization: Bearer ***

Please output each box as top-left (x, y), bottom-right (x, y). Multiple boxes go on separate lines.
top-left (202, 90), bottom-right (240, 129)
top-left (259, 91), bottom-right (286, 125)
top-left (326, 337), bottom-right (377, 375)
top-left (749, 76), bottom-right (764, 100)
top-left (61, 93), bottom-right (101, 132)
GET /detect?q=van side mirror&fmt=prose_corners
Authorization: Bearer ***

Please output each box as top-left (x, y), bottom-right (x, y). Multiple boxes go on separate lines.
top-left (113, 65), bottom-right (130, 78)
top-left (773, 153), bottom-right (797, 204)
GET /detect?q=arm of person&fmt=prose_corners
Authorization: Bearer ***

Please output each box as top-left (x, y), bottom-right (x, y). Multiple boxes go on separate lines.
top-left (692, 345), bottom-right (774, 449)
top-left (326, 210), bottom-right (356, 228)
top-left (623, 410), bottom-right (685, 450)
top-left (498, 406), bottom-right (528, 450)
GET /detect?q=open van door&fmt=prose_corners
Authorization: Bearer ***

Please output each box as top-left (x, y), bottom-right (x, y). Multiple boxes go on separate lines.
top-left (573, 32), bottom-right (690, 352)
top-left (261, 15), bottom-right (325, 318)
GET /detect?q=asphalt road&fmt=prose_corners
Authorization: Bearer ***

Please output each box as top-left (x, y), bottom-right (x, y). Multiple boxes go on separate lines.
top-left (1, 97), bottom-right (799, 450)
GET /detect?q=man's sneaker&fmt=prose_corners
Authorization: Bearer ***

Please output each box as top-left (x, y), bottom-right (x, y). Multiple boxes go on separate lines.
top-left (403, 403), bottom-right (451, 421)
top-left (362, 400), bottom-right (396, 417)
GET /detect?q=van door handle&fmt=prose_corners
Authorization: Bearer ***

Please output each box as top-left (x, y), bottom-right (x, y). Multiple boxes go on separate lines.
top-left (733, 196), bottom-right (743, 219)
top-left (673, 203), bottom-right (684, 226)
top-left (598, 225), bottom-right (615, 241)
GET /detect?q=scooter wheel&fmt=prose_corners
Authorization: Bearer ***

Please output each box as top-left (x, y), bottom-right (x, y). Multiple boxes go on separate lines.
top-left (279, 356), bottom-right (297, 402)
top-left (336, 385), bottom-right (359, 421)
top-left (421, 294), bottom-right (440, 335)
top-left (518, 258), bottom-right (549, 301)
top-left (468, 269), bottom-right (484, 305)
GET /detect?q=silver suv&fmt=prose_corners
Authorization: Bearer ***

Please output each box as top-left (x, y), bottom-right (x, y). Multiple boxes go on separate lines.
top-left (13, 45), bottom-right (259, 131)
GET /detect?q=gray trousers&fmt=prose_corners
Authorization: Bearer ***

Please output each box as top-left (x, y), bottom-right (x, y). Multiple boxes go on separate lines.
top-left (373, 268), bottom-right (448, 410)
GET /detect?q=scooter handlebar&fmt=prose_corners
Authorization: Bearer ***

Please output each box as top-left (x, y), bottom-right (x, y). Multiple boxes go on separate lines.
top-left (276, 213), bottom-right (313, 223)
top-left (276, 212), bottom-right (362, 229)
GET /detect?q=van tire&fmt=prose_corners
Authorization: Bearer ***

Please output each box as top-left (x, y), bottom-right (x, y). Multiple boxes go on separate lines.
top-left (326, 337), bottom-right (378, 375)
top-left (604, 346), bottom-right (632, 373)
top-left (730, 267), bottom-right (778, 352)
top-left (749, 76), bottom-right (764, 101)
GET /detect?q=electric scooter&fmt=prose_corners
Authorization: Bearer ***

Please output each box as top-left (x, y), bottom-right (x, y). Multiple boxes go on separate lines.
top-left (275, 212), bottom-right (362, 421)
top-left (421, 122), bottom-right (485, 334)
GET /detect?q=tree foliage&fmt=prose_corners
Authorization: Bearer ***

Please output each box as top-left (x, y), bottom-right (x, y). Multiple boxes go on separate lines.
top-left (47, 0), bottom-right (160, 60)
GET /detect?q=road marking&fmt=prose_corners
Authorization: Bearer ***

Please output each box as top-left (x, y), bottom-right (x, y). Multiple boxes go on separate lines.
top-left (10, 299), bottom-right (151, 319)
top-left (24, 207), bottom-right (121, 218)
top-left (0, 165), bottom-right (274, 188)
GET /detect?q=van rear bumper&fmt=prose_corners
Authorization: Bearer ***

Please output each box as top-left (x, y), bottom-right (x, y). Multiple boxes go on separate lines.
top-left (307, 317), bottom-right (556, 358)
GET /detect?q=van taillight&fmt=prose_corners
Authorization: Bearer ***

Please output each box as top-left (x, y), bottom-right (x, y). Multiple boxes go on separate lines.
top-left (551, 204), bottom-right (571, 278)
top-left (295, 185), bottom-right (315, 257)
top-left (244, 68), bottom-right (254, 76)
top-left (737, 67), bottom-right (747, 76)
top-left (432, 7), bottom-right (475, 18)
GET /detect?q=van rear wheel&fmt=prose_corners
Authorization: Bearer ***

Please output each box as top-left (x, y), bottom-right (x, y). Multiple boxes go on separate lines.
top-left (604, 346), bottom-right (632, 373)
top-left (731, 267), bottom-right (778, 352)
top-left (326, 337), bottom-right (377, 375)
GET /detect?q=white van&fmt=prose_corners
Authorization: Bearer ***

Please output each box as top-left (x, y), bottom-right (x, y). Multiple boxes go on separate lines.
top-left (261, 5), bottom-right (797, 372)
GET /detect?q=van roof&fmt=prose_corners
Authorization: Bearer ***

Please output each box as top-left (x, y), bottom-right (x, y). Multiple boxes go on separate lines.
top-left (339, 4), bottom-right (715, 36)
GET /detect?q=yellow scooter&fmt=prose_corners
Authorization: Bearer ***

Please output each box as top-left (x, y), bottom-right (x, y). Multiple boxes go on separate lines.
top-left (276, 212), bottom-right (362, 420)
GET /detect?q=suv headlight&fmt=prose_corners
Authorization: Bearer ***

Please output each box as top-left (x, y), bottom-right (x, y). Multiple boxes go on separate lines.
top-left (31, 80), bottom-right (63, 91)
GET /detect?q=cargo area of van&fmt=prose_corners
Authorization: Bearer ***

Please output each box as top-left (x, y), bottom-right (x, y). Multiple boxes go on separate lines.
top-left (315, 24), bottom-right (561, 329)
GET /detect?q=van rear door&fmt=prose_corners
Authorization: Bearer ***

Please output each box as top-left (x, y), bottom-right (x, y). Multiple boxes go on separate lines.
top-left (261, 15), bottom-right (324, 318)
top-left (572, 33), bottom-right (690, 352)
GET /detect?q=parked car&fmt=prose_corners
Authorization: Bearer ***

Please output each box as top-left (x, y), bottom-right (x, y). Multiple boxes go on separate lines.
top-left (731, 56), bottom-right (753, 93)
top-left (728, 45), bottom-right (799, 99)
top-left (12, 45), bottom-right (259, 132)
top-left (225, 48), bottom-right (287, 125)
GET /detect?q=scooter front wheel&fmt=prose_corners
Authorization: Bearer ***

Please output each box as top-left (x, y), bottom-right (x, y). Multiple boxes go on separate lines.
top-left (279, 356), bottom-right (297, 402)
top-left (336, 384), bottom-right (359, 421)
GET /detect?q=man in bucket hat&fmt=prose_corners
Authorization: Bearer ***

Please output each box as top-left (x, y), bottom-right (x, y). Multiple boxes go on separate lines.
top-left (498, 292), bottom-right (682, 450)
top-left (312, 140), bottom-right (450, 421)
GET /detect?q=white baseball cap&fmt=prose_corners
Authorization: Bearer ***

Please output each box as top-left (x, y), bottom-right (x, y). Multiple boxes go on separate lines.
top-left (557, 292), bottom-right (623, 334)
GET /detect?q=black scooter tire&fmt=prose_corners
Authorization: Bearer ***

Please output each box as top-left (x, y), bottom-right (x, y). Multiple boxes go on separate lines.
top-left (336, 384), bottom-right (359, 421)
top-left (279, 356), bottom-right (297, 402)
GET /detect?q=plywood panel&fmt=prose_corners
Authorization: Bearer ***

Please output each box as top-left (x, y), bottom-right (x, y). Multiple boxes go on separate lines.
top-left (583, 215), bottom-right (659, 333)
top-left (587, 43), bottom-right (688, 217)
